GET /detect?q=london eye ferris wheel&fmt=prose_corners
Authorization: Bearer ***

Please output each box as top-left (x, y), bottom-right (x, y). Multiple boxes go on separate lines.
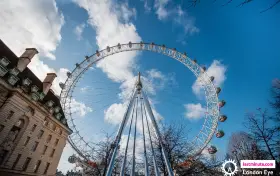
top-left (59, 42), bottom-right (227, 175)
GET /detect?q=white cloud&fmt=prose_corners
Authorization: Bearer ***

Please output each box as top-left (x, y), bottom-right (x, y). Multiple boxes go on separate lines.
top-left (74, 0), bottom-right (141, 83)
top-left (74, 0), bottom-right (166, 127)
top-left (70, 98), bottom-right (93, 117)
top-left (153, 1), bottom-right (199, 36)
top-left (0, 0), bottom-right (92, 116)
top-left (184, 103), bottom-right (206, 119)
top-left (0, 0), bottom-right (64, 60)
top-left (74, 23), bottom-right (85, 40)
top-left (119, 135), bottom-right (144, 161)
top-left (117, 2), bottom-right (137, 22)
top-left (80, 86), bottom-right (90, 93)
top-left (192, 60), bottom-right (227, 97)
top-left (154, 0), bottom-right (170, 20)
top-left (57, 143), bottom-right (76, 173)
top-left (142, 0), bottom-right (152, 12)
top-left (104, 103), bottom-right (127, 125)
top-left (174, 6), bottom-right (199, 35)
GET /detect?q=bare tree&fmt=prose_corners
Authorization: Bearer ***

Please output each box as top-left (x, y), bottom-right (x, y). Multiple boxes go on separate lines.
top-left (271, 79), bottom-right (280, 120)
top-left (175, 155), bottom-right (223, 176)
top-left (245, 109), bottom-right (279, 166)
top-left (150, 123), bottom-right (222, 176)
top-left (189, 0), bottom-right (280, 13)
top-left (152, 123), bottom-right (189, 175)
top-left (227, 132), bottom-right (270, 162)
top-left (270, 78), bottom-right (280, 161)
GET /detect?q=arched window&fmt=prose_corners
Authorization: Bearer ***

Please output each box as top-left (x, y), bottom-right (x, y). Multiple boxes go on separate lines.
top-left (15, 119), bottom-right (24, 128)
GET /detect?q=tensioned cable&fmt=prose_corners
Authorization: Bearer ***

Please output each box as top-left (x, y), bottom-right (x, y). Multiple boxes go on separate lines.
top-left (120, 98), bottom-right (137, 176)
top-left (131, 96), bottom-right (139, 176)
top-left (143, 98), bottom-right (160, 176)
top-left (140, 95), bottom-right (149, 176)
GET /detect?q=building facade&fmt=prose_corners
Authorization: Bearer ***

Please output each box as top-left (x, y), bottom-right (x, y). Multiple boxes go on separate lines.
top-left (0, 40), bottom-right (72, 176)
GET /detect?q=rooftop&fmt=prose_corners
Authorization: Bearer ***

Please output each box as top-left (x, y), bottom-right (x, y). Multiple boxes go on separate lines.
top-left (0, 39), bottom-right (70, 131)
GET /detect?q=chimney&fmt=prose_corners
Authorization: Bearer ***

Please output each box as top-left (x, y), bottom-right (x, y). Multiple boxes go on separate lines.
top-left (43, 73), bottom-right (57, 94)
top-left (17, 48), bottom-right (39, 72)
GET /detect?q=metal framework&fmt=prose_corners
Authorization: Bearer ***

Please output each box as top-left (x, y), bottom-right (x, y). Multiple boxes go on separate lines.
top-left (59, 42), bottom-right (221, 174)
top-left (105, 74), bottom-right (174, 176)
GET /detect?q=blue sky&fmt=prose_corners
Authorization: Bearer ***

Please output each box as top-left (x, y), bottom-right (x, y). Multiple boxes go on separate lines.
top-left (1, 0), bottom-right (280, 173)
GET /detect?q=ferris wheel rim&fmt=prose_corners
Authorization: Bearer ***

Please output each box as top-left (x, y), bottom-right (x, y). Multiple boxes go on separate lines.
top-left (60, 42), bottom-right (221, 161)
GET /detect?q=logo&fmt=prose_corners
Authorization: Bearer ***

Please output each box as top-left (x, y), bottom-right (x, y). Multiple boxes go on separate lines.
top-left (221, 159), bottom-right (238, 176)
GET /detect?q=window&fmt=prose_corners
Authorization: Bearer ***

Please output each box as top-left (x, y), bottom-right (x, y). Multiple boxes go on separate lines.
top-left (0, 150), bottom-right (8, 165)
top-left (43, 120), bottom-right (48, 126)
top-left (59, 129), bottom-right (62, 135)
top-left (42, 145), bottom-right (48, 155)
top-left (50, 149), bottom-right (55, 157)
top-left (15, 119), bottom-right (24, 128)
top-left (23, 136), bottom-right (30, 146)
top-left (46, 100), bottom-right (54, 107)
top-left (46, 135), bottom-right (52, 143)
top-left (0, 125), bottom-right (4, 132)
top-left (55, 113), bottom-right (62, 120)
top-left (22, 157), bottom-right (31, 171)
top-left (33, 160), bottom-right (41, 173)
top-left (31, 142), bottom-right (39, 152)
top-left (52, 124), bottom-right (56, 131)
top-left (31, 85), bottom-right (39, 92)
top-left (0, 57), bottom-right (10, 66)
top-left (6, 110), bottom-right (14, 120)
top-left (54, 139), bottom-right (59, 146)
top-left (49, 122), bottom-right (54, 130)
top-left (31, 124), bottom-right (37, 132)
top-left (38, 130), bottom-right (44, 139)
top-left (54, 106), bottom-right (60, 113)
top-left (23, 78), bottom-right (31, 86)
top-left (43, 162), bottom-right (50, 174)
top-left (12, 154), bottom-right (21, 169)
top-left (8, 75), bottom-right (19, 85)
top-left (10, 68), bottom-right (20, 76)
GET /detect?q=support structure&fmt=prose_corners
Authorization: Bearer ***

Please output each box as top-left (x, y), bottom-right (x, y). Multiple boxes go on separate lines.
top-left (105, 73), bottom-right (174, 176)
top-left (105, 91), bottom-right (137, 176)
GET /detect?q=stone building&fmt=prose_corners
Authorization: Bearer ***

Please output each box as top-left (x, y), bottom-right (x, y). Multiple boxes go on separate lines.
top-left (0, 40), bottom-right (72, 176)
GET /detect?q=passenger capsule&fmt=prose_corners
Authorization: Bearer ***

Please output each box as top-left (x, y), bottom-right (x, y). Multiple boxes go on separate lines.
top-left (216, 87), bottom-right (221, 94)
top-left (183, 52), bottom-right (187, 56)
top-left (193, 59), bottom-right (197, 63)
top-left (106, 46), bottom-right (110, 52)
top-left (67, 72), bottom-right (71, 78)
top-left (219, 100), bottom-right (226, 108)
top-left (219, 115), bottom-right (227, 122)
top-left (117, 43), bottom-right (121, 49)
top-left (59, 82), bottom-right (65, 89)
top-left (96, 50), bottom-right (100, 57)
top-left (68, 155), bottom-right (76, 163)
top-left (210, 76), bottom-right (215, 82)
top-left (178, 160), bottom-right (192, 168)
top-left (216, 130), bottom-right (225, 138)
top-left (150, 42), bottom-right (154, 49)
top-left (129, 41), bottom-right (132, 48)
top-left (201, 66), bottom-right (206, 72)
top-left (75, 63), bottom-right (80, 68)
top-left (88, 161), bottom-right (98, 168)
top-left (162, 44), bottom-right (166, 49)
top-left (208, 146), bottom-right (217, 154)
top-left (85, 56), bottom-right (90, 62)
top-left (140, 41), bottom-right (144, 47)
